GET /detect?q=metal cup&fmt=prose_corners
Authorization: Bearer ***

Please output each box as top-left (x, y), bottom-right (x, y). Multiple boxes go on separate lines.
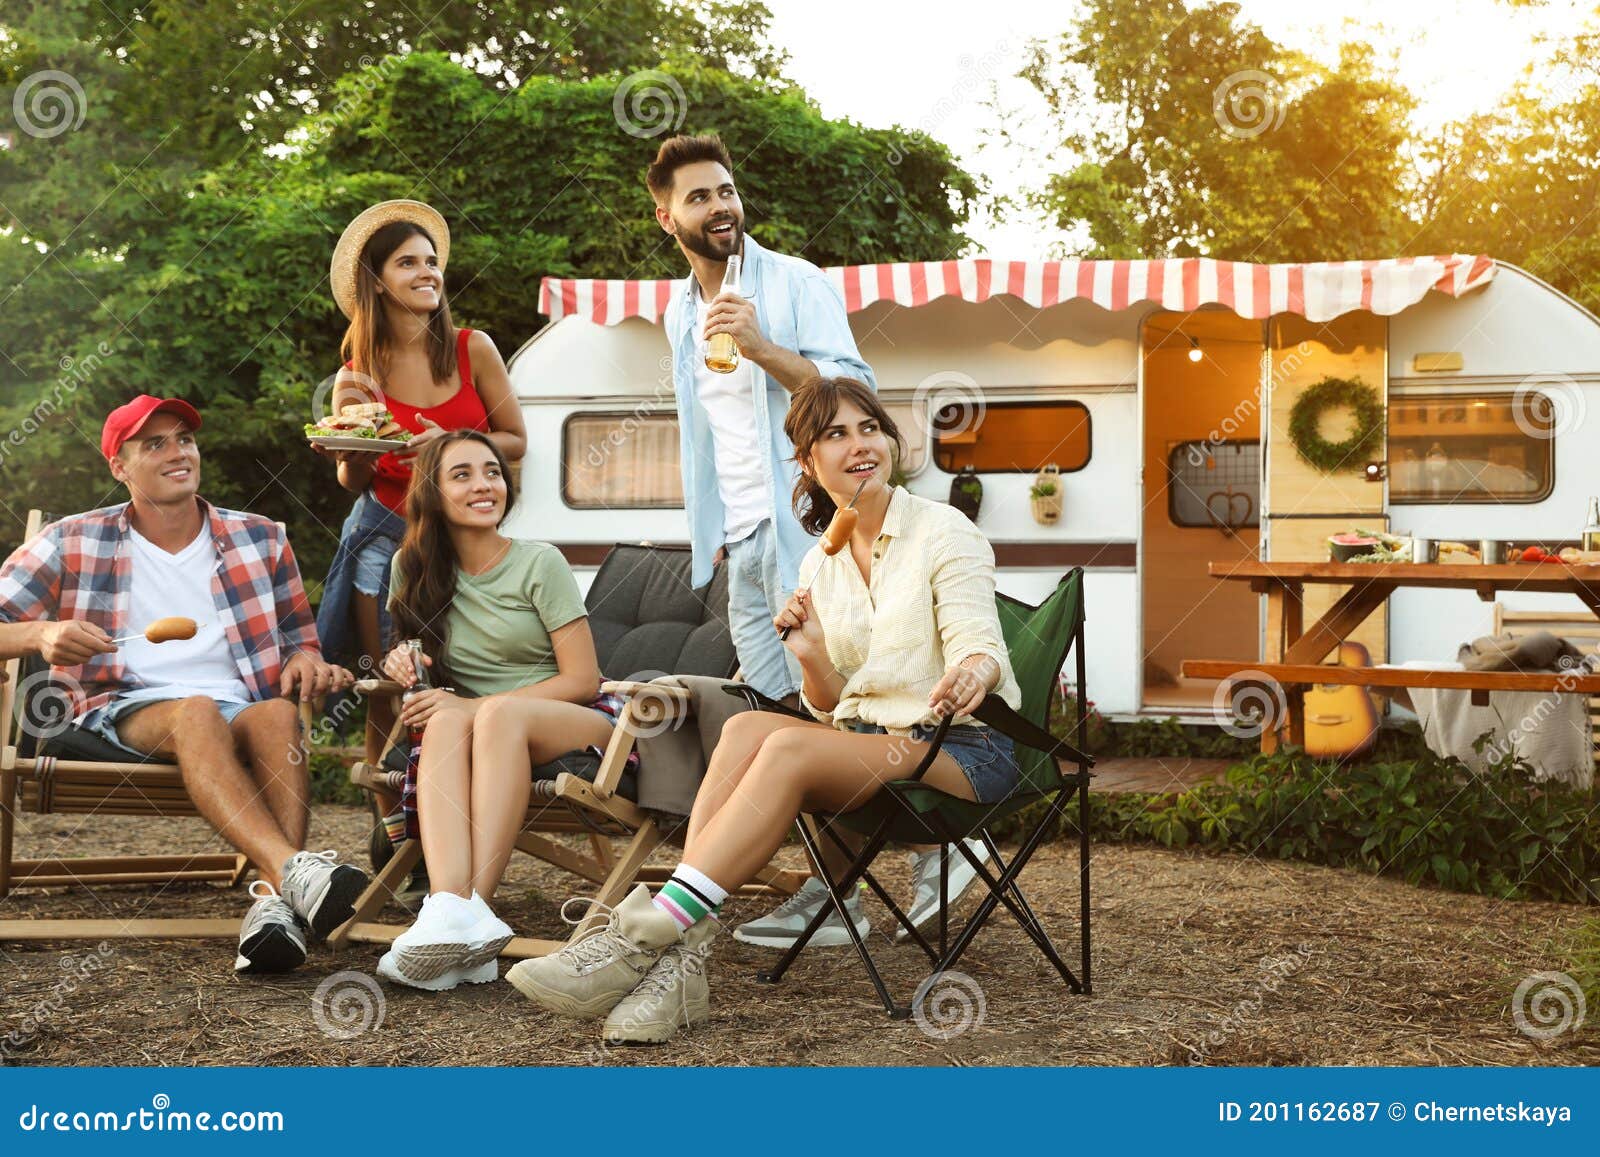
top-left (1409, 537), bottom-right (1436, 564)
top-left (1479, 539), bottom-right (1506, 565)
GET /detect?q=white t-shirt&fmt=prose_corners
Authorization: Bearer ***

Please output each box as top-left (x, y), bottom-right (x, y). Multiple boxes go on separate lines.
top-left (120, 526), bottom-right (251, 705)
top-left (694, 288), bottom-right (769, 543)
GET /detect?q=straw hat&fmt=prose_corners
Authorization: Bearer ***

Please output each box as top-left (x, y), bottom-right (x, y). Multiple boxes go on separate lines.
top-left (329, 199), bottom-right (451, 318)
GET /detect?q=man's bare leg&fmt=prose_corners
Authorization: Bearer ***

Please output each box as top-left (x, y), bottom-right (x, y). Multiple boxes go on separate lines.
top-left (231, 698), bottom-right (309, 850)
top-left (115, 696), bottom-right (299, 887)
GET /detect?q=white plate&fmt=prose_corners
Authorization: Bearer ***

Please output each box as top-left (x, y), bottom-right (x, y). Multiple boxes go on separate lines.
top-left (307, 435), bottom-right (410, 453)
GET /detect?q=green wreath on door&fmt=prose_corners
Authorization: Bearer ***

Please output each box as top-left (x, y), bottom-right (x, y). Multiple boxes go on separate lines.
top-left (1287, 377), bottom-right (1384, 473)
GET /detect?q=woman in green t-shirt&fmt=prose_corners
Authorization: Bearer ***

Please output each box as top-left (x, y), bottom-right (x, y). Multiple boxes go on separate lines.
top-left (375, 430), bottom-right (616, 991)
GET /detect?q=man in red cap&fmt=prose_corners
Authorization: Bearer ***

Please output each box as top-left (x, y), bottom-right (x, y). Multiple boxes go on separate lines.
top-left (0, 395), bottom-right (369, 974)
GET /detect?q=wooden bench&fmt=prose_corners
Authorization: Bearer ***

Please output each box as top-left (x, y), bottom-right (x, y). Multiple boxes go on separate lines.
top-left (1180, 659), bottom-right (1600, 742)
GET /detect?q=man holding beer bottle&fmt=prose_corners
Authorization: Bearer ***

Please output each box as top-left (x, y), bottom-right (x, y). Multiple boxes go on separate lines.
top-left (647, 132), bottom-right (875, 703)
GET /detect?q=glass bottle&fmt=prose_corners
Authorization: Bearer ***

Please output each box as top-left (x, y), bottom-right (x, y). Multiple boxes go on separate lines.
top-left (1583, 497), bottom-right (1600, 552)
top-left (704, 254), bottom-right (742, 374)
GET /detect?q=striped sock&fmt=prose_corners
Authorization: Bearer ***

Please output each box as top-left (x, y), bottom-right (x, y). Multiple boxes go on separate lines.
top-left (653, 864), bottom-right (729, 931)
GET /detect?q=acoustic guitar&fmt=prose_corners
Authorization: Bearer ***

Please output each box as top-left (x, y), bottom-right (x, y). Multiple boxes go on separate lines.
top-left (1300, 641), bottom-right (1381, 759)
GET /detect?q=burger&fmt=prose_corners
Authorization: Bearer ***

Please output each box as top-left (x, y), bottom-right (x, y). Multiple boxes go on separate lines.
top-left (304, 402), bottom-right (411, 442)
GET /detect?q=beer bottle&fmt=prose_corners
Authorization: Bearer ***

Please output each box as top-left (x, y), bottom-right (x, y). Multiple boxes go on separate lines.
top-left (704, 254), bottom-right (742, 374)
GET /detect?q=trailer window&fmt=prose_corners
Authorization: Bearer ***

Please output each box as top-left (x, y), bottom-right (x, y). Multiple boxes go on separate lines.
top-left (1388, 393), bottom-right (1554, 504)
top-left (563, 413), bottom-right (683, 508)
top-left (1168, 441), bottom-right (1260, 528)
top-left (930, 401), bottom-right (1091, 474)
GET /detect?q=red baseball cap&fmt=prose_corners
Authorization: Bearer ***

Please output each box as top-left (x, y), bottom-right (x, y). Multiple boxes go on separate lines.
top-left (101, 395), bottom-right (203, 460)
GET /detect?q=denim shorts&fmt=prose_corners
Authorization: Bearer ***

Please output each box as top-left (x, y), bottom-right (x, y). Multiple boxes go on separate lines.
top-left (350, 532), bottom-right (397, 598)
top-left (77, 693), bottom-right (256, 758)
top-left (853, 721), bottom-right (1021, 804)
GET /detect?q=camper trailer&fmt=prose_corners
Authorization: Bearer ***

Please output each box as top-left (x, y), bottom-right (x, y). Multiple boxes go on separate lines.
top-left (507, 255), bottom-right (1600, 722)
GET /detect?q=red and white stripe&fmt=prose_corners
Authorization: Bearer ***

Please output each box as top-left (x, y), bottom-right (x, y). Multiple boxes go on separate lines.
top-left (538, 254), bottom-right (1495, 326)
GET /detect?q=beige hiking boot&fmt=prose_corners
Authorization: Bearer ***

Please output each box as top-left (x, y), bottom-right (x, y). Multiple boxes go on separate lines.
top-left (603, 916), bottom-right (719, 1045)
top-left (505, 884), bottom-right (682, 1019)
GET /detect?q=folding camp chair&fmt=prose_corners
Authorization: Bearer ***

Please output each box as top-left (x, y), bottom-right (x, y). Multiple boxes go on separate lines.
top-left (725, 568), bottom-right (1094, 1018)
top-left (0, 509), bottom-right (311, 944)
top-left (330, 543), bottom-right (807, 959)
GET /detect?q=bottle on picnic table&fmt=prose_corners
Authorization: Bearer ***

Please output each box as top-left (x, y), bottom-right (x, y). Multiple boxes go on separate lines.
top-left (1584, 496), bottom-right (1600, 552)
top-left (704, 254), bottom-right (742, 374)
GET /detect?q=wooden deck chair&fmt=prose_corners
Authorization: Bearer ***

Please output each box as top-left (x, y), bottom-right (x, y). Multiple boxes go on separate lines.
top-left (0, 509), bottom-right (312, 944)
top-left (330, 543), bottom-right (807, 960)
top-left (726, 569), bottom-right (1095, 1018)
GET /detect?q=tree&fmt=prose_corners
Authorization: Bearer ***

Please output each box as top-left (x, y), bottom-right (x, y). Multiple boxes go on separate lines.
top-left (1020, 0), bottom-right (1415, 261)
top-left (0, 53), bottom-right (977, 576)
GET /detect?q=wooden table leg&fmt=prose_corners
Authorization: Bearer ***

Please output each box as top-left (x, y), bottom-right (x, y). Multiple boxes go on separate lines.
top-left (1259, 582), bottom-right (1304, 753)
top-left (1281, 581), bottom-right (1392, 666)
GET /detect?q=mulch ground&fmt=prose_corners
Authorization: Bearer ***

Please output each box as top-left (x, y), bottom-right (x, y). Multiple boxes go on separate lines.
top-left (3, 804), bottom-right (1596, 1067)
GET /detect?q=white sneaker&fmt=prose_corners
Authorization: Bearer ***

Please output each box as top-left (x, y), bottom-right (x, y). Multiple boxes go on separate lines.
top-left (377, 950), bottom-right (499, 992)
top-left (279, 849), bottom-right (369, 941)
top-left (461, 891), bottom-right (515, 966)
top-left (235, 881), bottom-right (307, 974)
top-left (732, 877), bottom-right (869, 949)
top-left (895, 840), bottom-right (992, 943)
top-left (383, 891), bottom-right (477, 984)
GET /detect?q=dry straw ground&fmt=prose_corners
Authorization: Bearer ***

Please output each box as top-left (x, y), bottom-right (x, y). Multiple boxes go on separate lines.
top-left (3, 804), bottom-right (1595, 1066)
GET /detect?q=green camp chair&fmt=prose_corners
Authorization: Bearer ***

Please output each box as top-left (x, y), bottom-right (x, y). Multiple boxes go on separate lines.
top-left (724, 568), bottom-right (1093, 1018)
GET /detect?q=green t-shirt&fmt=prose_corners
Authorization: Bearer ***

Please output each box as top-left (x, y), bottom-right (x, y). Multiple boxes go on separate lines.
top-left (390, 539), bottom-right (587, 698)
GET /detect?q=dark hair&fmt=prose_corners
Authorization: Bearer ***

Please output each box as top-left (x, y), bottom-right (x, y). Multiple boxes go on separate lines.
top-left (783, 377), bottom-right (905, 536)
top-left (389, 430), bottom-right (516, 686)
top-left (340, 220), bottom-right (458, 388)
top-left (646, 133), bottom-right (734, 202)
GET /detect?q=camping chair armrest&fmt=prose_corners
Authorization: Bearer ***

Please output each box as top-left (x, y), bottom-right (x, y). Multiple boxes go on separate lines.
top-left (721, 683), bottom-right (811, 721)
top-left (972, 696), bottom-right (1094, 770)
top-left (353, 678), bottom-right (405, 699)
top-left (600, 679), bottom-right (693, 724)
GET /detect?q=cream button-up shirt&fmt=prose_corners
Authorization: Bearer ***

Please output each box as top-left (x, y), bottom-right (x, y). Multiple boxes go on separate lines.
top-left (798, 486), bottom-right (1021, 733)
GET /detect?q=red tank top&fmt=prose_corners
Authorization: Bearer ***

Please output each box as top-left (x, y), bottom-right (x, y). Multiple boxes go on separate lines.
top-left (367, 328), bottom-right (491, 513)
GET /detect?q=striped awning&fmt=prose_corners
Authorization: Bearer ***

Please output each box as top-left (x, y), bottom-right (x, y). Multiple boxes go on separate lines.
top-left (538, 254), bottom-right (1496, 326)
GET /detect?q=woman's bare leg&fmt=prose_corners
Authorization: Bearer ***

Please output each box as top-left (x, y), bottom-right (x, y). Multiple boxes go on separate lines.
top-left (683, 727), bottom-right (975, 890)
top-left (683, 712), bottom-right (830, 858)
top-left (467, 696), bottom-right (614, 899)
top-left (416, 707), bottom-right (477, 898)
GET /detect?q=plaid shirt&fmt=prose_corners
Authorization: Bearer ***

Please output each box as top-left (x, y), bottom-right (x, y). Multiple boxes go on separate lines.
top-left (0, 500), bottom-right (321, 718)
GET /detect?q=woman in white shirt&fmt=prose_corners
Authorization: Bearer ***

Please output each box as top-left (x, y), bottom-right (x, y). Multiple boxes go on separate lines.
top-left (506, 376), bottom-right (1022, 1043)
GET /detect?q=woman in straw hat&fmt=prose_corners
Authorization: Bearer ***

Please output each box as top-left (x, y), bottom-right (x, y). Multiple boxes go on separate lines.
top-left (315, 199), bottom-right (527, 708)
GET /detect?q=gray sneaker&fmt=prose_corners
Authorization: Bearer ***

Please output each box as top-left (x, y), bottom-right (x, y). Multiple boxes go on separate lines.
top-left (235, 881), bottom-right (307, 974)
top-left (279, 849), bottom-right (369, 942)
top-left (505, 884), bottom-right (682, 1019)
top-left (732, 877), bottom-right (869, 949)
top-left (895, 840), bottom-right (992, 943)
top-left (603, 917), bottom-right (718, 1045)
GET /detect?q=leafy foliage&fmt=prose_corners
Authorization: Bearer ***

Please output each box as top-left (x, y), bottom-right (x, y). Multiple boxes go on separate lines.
top-left (1056, 748), bottom-right (1600, 905)
top-left (0, 49), bottom-right (975, 579)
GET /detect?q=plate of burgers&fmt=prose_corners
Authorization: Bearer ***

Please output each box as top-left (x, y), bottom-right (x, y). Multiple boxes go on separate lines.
top-left (304, 403), bottom-right (412, 452)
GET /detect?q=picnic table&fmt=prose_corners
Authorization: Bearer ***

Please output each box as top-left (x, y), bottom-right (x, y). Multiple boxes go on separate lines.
top-left (1179, 560), bottom-right (1600, 752)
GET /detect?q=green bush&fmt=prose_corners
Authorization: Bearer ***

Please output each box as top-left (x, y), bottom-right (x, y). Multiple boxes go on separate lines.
top-left (1050, 748), bottom-right (1599, 905)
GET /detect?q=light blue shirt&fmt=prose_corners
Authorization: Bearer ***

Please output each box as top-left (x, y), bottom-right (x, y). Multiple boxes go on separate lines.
top-left (666, 233), bottom-right (876, 589)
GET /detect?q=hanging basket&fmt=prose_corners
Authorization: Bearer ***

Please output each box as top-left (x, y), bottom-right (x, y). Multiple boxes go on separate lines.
top-left (949, 465), bottom-right (983, 521)
top-left (1029, 465), bottom-right (1063, 525)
